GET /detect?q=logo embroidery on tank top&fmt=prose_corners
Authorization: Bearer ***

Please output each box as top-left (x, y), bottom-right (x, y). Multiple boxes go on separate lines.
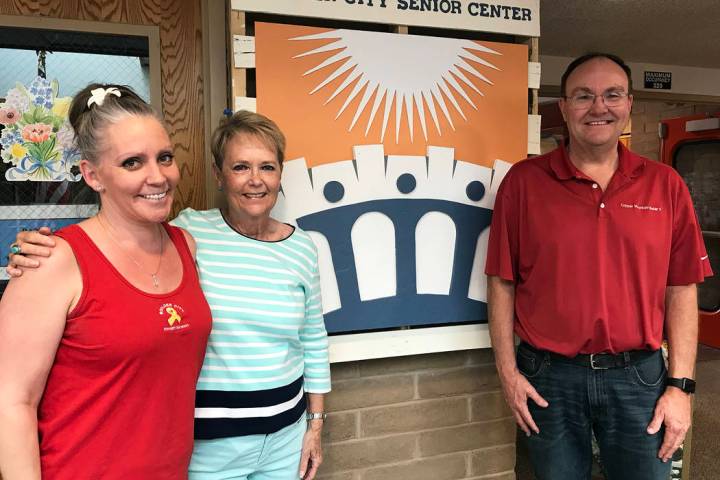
top-left (160, 303), bottom-right (190, 332)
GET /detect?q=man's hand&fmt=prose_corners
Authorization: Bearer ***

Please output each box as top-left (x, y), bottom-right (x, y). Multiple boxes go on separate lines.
top-left (487, 275), bottom-right (548, 436)
top-left (647, 387), bottom-right (692, 462)
top-left (6, 227), bottom-right (54, 277)
top-left (500, 368), bottom-right (549, 436)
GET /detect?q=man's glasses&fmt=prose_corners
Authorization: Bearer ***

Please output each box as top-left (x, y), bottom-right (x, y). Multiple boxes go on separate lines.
top-left (563, 91), bottom-right (630, 110)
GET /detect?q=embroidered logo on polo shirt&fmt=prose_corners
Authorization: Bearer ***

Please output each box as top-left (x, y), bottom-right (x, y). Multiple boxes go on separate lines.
top-left (159, 303), bottom-right (190, 332)
top-left (620, 203), bottom-right (663, 212)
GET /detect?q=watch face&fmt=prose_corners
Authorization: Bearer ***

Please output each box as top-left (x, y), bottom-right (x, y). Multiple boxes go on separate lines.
top-left (685, 379), bottom-right (696, 393)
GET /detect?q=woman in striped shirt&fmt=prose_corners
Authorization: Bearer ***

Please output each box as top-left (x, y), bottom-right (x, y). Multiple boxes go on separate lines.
top-left (9, 110), bottom-right (332, 480)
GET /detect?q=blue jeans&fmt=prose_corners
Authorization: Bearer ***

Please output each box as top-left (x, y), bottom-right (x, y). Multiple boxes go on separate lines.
top-left (517, 342), bottom-right (672, 480)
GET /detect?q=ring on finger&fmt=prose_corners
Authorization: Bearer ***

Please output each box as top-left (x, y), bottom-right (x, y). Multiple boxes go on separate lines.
top-left (10, 242), bottom-right (21, 255)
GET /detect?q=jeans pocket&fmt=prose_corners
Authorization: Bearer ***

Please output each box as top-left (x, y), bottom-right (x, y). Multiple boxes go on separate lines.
top-left (630, 352), bottom-right (666, 387)
top-left (517, 345), bottom-right (547, 378)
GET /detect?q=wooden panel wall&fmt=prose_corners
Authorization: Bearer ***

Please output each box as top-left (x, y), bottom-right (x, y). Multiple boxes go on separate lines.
top-left (0, 0), bottom-right (207, 212)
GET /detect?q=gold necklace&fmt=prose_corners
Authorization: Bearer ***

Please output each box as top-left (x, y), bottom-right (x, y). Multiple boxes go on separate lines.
top-left (96, 214), bottom-right (164, 288)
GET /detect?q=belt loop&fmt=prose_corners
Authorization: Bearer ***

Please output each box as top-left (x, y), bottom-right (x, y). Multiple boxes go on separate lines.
top-left (623, 351), bottom-right (631, 367)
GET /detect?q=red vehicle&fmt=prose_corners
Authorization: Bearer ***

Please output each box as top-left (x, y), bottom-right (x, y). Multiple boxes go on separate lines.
top-left (660, 112), bottom-right (720, 347)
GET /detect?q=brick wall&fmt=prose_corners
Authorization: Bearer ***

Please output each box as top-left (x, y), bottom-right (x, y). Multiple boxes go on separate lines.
top-left (630, 101), bottom-right (720, 160)
top-left (318, 349), bottom-right (515, 480)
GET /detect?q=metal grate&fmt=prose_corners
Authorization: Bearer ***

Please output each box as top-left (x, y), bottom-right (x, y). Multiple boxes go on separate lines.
top-left (0, 30), bottom-right (151, 287)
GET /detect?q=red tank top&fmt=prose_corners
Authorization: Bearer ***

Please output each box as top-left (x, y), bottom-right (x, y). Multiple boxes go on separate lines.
top-left (38, 223), bottom-right (211, 479)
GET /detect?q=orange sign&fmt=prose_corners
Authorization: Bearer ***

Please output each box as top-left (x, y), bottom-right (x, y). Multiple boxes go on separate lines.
top-left (255, 22), bottom-right (528, 168)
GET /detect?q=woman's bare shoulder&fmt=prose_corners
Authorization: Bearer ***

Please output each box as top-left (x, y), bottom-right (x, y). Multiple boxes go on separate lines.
top-left (175, 226), bottom-right (197, 259)
top-left (29, 234), bottom-right (76, 270)
top-left (1, 233), bottom-right (82, 320)
top-left (14, 234), bottom-right (81, 293)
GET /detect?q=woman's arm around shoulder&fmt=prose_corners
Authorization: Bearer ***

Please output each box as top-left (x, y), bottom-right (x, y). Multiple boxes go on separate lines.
top-left (0, 236), bottom-right (81, 479)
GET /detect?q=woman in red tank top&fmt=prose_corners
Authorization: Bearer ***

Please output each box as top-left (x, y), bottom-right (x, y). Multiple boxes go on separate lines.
top-left (0, 84), bottom-right (211, 479)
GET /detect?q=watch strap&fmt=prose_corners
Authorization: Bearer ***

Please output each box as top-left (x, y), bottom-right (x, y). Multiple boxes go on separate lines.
top-left (666, 377), bottom-right (696, 393)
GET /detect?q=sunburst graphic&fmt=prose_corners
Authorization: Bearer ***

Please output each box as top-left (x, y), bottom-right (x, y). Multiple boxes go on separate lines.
top-left (291, 29), bottom-right (501, 143)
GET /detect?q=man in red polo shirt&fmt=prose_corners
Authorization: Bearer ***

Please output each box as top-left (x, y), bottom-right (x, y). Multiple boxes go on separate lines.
top-left (485, 53), bottom-right (712, 480)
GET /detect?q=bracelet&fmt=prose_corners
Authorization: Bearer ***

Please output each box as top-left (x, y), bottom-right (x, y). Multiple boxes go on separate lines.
top-left (306, 412), bottom-right (327, 421)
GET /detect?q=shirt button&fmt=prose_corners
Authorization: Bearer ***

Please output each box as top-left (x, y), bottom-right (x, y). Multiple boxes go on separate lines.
top-left (592, 183), bottom-right (598, 189)
top-left (600, 202), bottom-right (605, 208)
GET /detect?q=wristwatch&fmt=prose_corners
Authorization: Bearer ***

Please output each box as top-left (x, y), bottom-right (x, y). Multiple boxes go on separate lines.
top-left (666, 377), bottom-right (696, 394)
top-left (306, 412), bottom-right (327, 421)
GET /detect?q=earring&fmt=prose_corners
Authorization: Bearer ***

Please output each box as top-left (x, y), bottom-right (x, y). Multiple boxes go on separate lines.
top-left (95, 185), bottom-right (104, 192)
top-left (217, 185), bottom-right (223, 192)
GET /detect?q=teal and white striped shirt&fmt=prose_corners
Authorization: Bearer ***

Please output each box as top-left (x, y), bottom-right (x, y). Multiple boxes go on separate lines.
top-left (173, 208), bottom-right (331, 438)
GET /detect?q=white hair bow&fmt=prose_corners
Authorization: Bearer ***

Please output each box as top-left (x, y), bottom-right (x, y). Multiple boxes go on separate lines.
top-left (87, 87), bottom-right (121, 108)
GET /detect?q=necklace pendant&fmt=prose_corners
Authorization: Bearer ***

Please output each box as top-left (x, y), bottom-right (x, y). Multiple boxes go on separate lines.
top-left (152, 274), bottom-right (159, 288)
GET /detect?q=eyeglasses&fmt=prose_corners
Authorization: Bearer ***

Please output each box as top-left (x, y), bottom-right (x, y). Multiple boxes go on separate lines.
top-left (564, 91), bottom-right (630, 109)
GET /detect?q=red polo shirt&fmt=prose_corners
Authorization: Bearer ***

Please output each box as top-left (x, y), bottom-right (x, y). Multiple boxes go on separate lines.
top-left (485, 143), bottom-right (712, 356)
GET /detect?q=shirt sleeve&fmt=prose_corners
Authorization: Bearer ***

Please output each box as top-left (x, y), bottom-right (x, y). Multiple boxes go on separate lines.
top-left (170, 208), bottom-right (191, 229)
top-left (300, 246), bottom-right (331, 394)
top-left (667, 177), bottom-right (713, 285)
top-left (484, 176), bottom-right (519, 282)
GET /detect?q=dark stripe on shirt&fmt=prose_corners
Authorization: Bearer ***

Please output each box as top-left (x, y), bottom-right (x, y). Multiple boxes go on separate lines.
top-left (194, 376), bottom-right (306, 439)
top-left (194, 397), bottom-right (306, 439)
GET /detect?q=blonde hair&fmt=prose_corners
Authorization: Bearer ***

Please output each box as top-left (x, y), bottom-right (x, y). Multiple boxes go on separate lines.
top-left (211, 110), bottom-right (286, 168)
top-left (68, 84), bottom-right (161, 163)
